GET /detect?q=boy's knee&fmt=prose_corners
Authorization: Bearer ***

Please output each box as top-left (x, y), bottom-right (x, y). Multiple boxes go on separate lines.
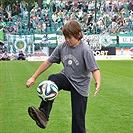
top-left (48, 74), bottom-right (56, 81)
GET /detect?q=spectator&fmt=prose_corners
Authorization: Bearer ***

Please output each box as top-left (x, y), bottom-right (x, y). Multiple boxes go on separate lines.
top-left (35, 9), bottom-right (42, 20)
top-left (0, 19), bottom-right (6, 28)
top-left (0, 6), bottom-right (3, 16)
top-left (36, 21), bottom-right (42, 33)
top-left (129, 11), bottom-right (133, 31)
top-left (45, 17), bottom-right (51, 27)
top-left (0, 6), bottom-right (3, 21)
top-left (14, 0), bottom-right (20, 12)
top-left (17, 51), bottom-right (25, 60)
top-left (123, 18), bottom-right (131, 33)
top-left (7, 26), bottom-right (13, 34)
top-left (52, 12), bottom-right (58, 23)
top-left (41, 21), bottom-right (46, 31)
top-left (5, 4), bottom-right (12, 18)
top-left (13, 22), bottom-right (19, 34)
top-left (30, 17), bottom-right (37, 30)
top-left (0, 51), bottom-right (10, 61)
top-left (41, 11), bottom-right (49, 21)
top-left (20, 0), bottom-right (26, 15)
top-left (22, 8), bottom-right (28, 18)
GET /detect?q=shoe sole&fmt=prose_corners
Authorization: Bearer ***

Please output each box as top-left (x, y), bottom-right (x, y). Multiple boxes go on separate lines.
top-left (28, 106), bottom-right (46, 129)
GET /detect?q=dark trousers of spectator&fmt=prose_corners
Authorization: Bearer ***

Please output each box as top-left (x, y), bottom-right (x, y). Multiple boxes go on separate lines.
top-left (39, 73), bottom-right (88, 133)
top-left (18, 57), bottom-right (25, 60)
top-left (0, 58), bottom-right (10, 61)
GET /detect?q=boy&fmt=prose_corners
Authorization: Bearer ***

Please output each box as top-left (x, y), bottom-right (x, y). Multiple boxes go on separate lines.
top-left (26, 20), bottom-right (101, 133)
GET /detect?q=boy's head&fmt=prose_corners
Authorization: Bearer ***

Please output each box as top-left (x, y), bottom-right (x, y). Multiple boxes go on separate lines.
top-left (62, 20), bottom-right (83, 40)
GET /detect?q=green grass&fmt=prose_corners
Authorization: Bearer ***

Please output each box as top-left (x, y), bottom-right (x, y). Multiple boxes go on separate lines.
top-left (0, 60), bottom-right (132, 133)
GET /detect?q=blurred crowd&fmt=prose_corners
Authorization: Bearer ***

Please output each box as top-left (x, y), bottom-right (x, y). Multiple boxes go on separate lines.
top-left (0, 0), bottom-right (133, 36)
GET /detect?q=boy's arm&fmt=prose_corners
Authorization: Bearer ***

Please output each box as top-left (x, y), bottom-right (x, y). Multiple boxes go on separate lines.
top-left (92, 69), bottom-right (101, 97)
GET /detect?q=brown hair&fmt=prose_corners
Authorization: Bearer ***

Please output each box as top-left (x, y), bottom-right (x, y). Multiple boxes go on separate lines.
top-left (62, 20), bottom-right (83, 40)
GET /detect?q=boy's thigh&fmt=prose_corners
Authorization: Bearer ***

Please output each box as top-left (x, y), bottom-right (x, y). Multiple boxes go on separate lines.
top-left (48, 73), bottom-right (72, 91)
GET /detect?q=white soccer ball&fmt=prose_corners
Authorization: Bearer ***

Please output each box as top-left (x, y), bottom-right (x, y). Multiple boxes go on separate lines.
top-left (37, 80), bottom-right (58, 101)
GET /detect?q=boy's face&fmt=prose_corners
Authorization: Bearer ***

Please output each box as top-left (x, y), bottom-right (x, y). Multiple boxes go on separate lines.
top-left (65, 35), bottom-right (80, 47)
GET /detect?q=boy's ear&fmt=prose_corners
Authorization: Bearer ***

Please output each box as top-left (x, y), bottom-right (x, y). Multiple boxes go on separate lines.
top-left (79, 32), bottom-right (83, 40)
top-left (78, 32), bottom-right (81, 37)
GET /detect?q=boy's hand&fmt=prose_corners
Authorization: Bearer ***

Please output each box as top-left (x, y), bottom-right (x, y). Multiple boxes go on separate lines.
top-left (26, 77), bottom-right (35, 88)
top-left (94, 82), bottom-right (100, 97)
top-left (94, 87), bottom-right (100, 97)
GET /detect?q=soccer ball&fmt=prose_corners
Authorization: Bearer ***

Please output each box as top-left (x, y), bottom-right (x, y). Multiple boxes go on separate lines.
top-left (37, 80), bottom-right (58, 101)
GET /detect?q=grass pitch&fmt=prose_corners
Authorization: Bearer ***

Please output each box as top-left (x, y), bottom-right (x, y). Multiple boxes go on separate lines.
top-left (0, 60), bottom-right (132, 133)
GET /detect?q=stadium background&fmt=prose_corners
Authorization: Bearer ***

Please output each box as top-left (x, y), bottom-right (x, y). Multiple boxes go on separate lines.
top-left (0, 0), bottom-right (133, 60)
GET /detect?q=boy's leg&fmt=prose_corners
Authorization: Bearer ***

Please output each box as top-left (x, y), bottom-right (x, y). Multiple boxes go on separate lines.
top-left (28, 73), bottom-right (68, 128)
top-left (39, 100), bottom-right (53, 120)
top-left (39, 73), bottom-right (71, 120)
top-left (71, 88), bottom-right (88, 133)
top-left (28, 73), bottom-right (72, 128)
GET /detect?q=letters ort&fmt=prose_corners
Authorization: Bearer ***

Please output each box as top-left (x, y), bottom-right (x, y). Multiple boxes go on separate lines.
top-left (93, 51), bottom-right (108, 56)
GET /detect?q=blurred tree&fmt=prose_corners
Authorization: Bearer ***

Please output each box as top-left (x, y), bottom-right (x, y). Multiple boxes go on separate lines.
top-left (36, 0), bottom-right (43, 9)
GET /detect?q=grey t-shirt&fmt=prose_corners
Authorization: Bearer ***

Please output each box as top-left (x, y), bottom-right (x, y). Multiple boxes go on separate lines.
top-left (48, 40), bottom-right (99, 97)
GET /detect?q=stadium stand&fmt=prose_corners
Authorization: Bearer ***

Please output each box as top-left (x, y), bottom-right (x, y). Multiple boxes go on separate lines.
top-left (0, 0), bottom-right (133, 35)
top-left (0, 0), bottom-right (133, 55)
